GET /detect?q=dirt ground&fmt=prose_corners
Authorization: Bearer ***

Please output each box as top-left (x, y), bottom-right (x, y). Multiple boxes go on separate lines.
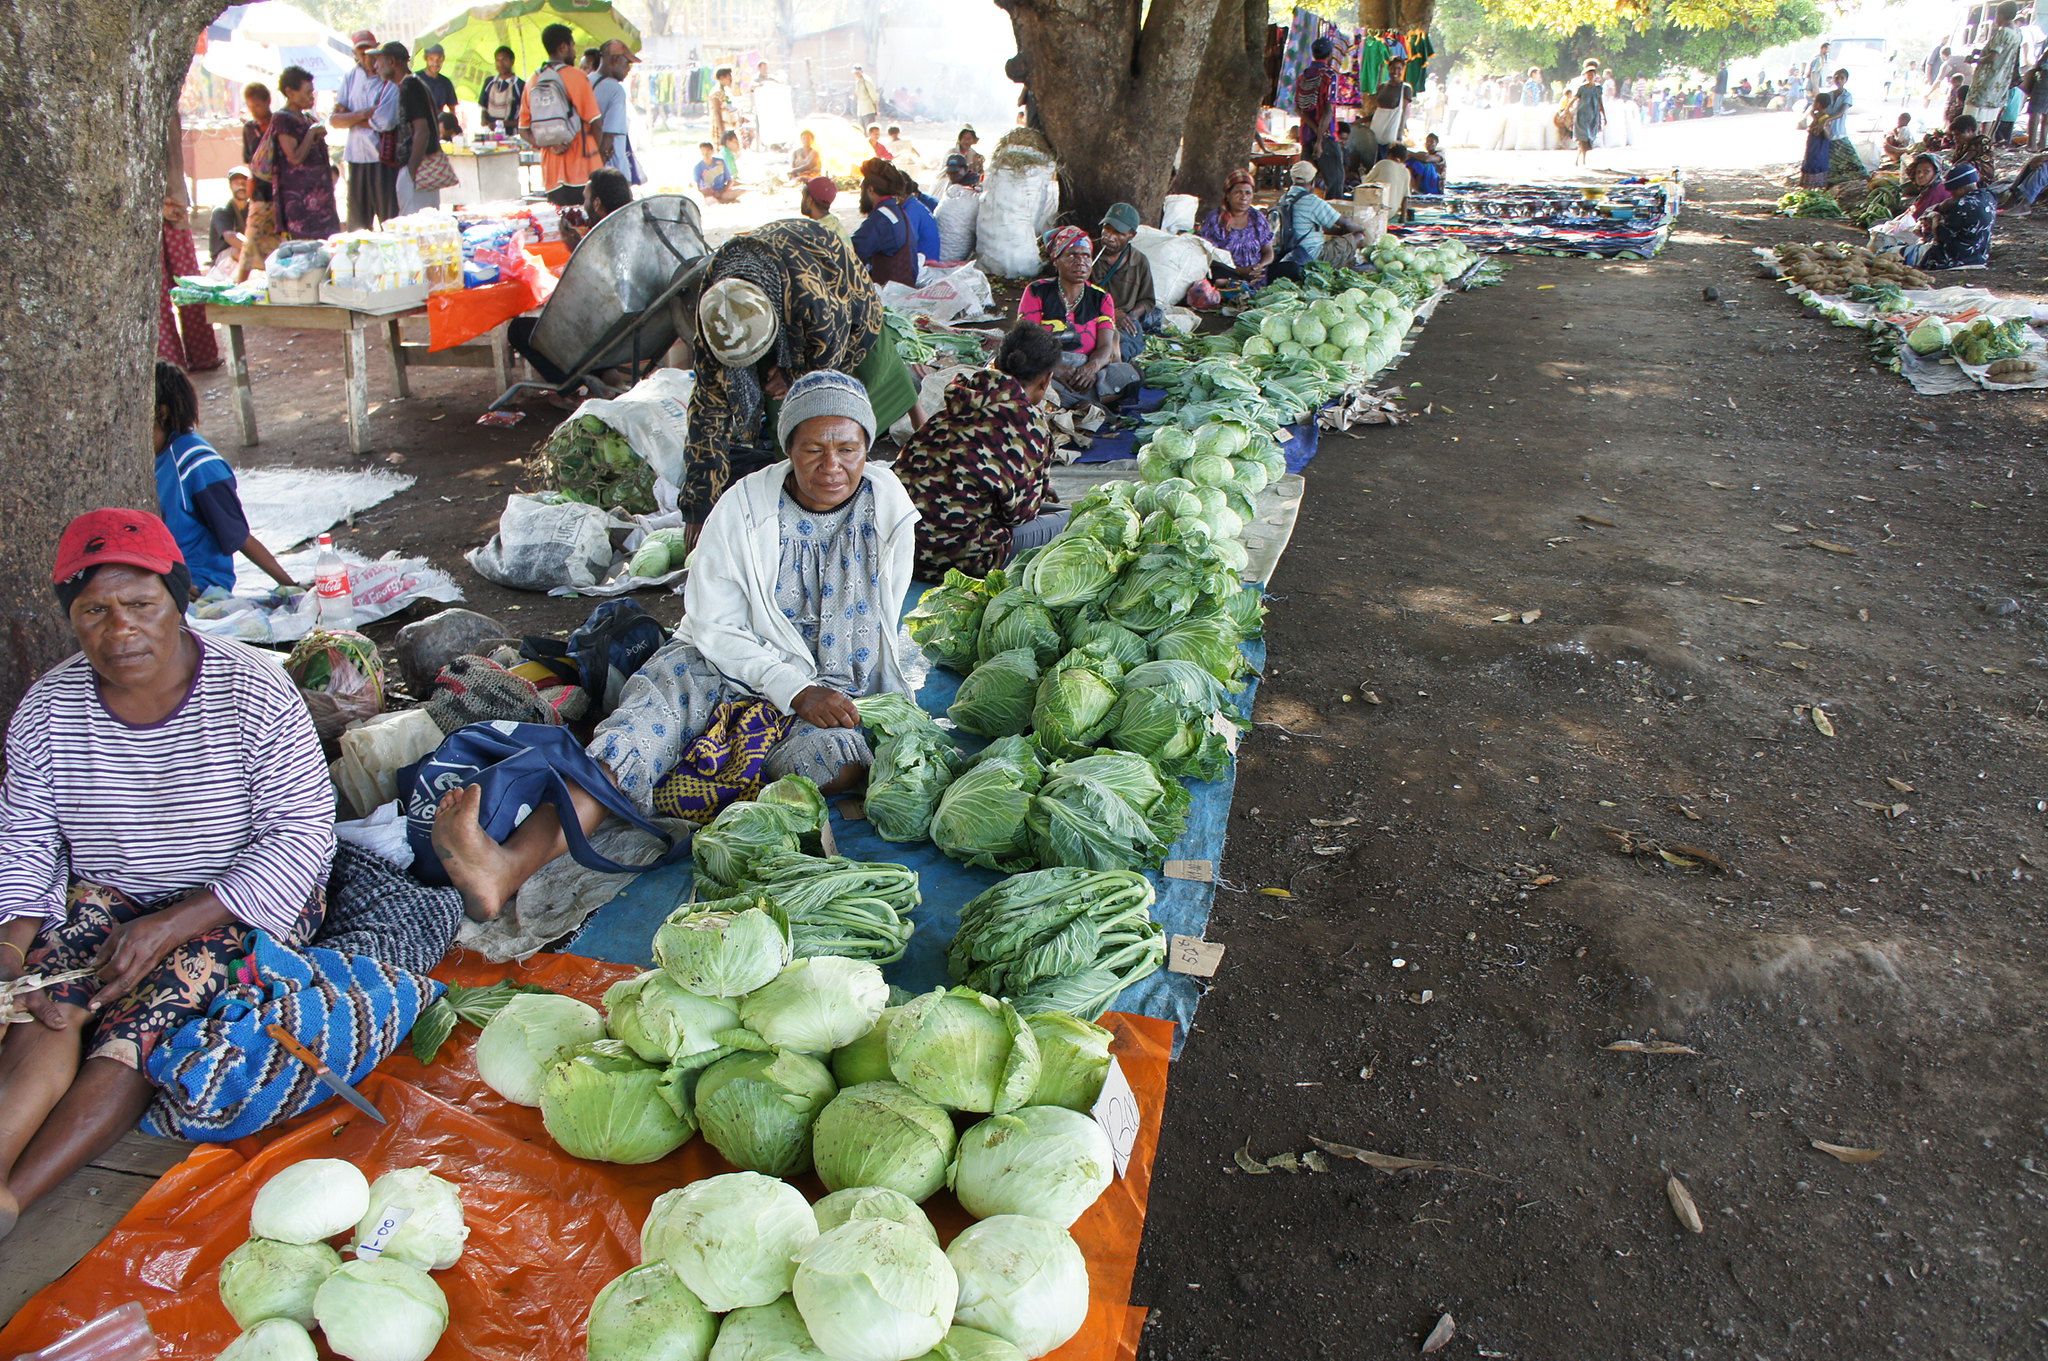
top-left (182, 165), bottom-right (2048, 1359)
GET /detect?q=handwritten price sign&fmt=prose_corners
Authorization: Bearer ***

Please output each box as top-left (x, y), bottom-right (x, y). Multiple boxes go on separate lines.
top-left (1089, 1057), bottom-right (1140, 1177)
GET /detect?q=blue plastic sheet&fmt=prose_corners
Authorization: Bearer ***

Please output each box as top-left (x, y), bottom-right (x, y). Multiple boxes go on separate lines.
top-left (571, 585), bottom-right (1264, 1048)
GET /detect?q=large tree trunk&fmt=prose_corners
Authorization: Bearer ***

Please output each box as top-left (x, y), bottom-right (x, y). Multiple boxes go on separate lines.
top-left (1359, 0), bottom-right (1437, 31)
top-left (0, 0), bottom-right (217, 712)
top-left (999, 0), bottom-right (1222, 227)
top-left (1170, 0), bottom-right (1269, 219)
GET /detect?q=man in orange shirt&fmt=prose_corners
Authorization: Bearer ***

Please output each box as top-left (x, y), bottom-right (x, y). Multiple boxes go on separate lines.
top-left (519, 22), bottom-right (604, 206)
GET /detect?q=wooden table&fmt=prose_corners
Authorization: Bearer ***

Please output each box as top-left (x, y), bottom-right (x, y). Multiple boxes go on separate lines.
top-left (205, 300), bottom-right (513, 454)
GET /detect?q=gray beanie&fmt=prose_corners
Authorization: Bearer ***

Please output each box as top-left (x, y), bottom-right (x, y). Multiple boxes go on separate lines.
top-left (777, 369), bottom-right (876, 451)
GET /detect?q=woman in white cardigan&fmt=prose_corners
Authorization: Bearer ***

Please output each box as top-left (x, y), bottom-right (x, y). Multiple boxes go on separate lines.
top-left (431, 371), bottom-right (918, 923)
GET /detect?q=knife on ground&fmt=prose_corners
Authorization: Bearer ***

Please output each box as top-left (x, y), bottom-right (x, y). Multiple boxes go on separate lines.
top-left (267, 1023), bottom-right (388, 1124)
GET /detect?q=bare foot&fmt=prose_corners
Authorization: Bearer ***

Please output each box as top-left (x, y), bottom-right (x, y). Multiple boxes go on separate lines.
top-left (431, 784), bottom-right (518, 923)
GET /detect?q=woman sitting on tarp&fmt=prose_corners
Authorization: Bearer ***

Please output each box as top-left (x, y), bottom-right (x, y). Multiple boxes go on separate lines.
top-left (1904, 163), bottom-right (1994, 270)
top-left (429, 373), bottom-right (920, 924)
top-left (0, 510), bottom-right (334, 1240)
top-left (1017, 226), bottom-right (1141, 410)
top-left (893, 320), bottom-right (1068, 580)
top-left (682, 215), bottom-right (921, 537)
top-left (1198, 169), bottom-right (1275, 305)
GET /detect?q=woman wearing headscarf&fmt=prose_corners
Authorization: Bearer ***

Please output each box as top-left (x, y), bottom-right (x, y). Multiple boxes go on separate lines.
top-left (1016, 226), bottom-right (1140, 409)
top-left (1905, 163), bottom-right (1995, 269)
top-left (893, 320), bottom-right (1068, 579)
top-left (0, 510), bottom-right (333, 1238)
top-left (429, 372), bottom-right (920, 923)
top-left (1199, 169), bottom-right (1275, 304)
top-left (683, 216), bottom-right (919, 530)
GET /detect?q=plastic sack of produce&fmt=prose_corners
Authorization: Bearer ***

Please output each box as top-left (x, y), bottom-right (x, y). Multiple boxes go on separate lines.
top-left (1131, 227), bottom-right (1223, 308)
top-left (934, 184), bottom-right (982, 264)
top-left (468, 494), bottom-right (621, 592)
top-left (540, 369), bottom-right (697, 513)
top-left (977, 131), bottom-right (1060, 279)
top-left (284, 629), bottom-right (387, 749)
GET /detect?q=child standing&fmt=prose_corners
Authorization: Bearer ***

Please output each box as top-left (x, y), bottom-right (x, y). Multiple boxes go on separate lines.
top-left (1800, 92), bottom-right (1835, 188)
top-left (153, 362), bottom-right (297, 596)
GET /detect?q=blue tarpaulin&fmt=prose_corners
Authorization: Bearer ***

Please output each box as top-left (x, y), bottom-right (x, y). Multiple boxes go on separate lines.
top-left (570, 585), bottom-right (1264, 1047)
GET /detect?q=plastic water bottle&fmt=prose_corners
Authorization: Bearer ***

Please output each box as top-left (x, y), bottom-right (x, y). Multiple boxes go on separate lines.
top-left (313, 534), bottom-right (355, 629)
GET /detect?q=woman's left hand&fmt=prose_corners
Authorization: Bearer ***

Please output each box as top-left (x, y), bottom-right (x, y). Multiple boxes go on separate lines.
top-left (92, 894), bottom-right (232, 1009)
top-left (792, 685), bottom-right (861, 729)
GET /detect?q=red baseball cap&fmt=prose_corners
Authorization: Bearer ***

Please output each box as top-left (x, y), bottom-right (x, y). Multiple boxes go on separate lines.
top-left (805, 176), bottom-right (838, 207)
top-left (52, 509), bottom-right (184, 585)
top-left (351, 29), bottom-right (378, 50)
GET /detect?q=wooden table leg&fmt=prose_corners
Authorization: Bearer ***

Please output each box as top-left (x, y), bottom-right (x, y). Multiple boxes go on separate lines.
top-left (489, 323), bottom-right (510, 392)
top-left (384, 317), bottom-right (412, 400)
top-left (224, 324), bottom-right (258, 446)
top-left (342, 321), bottom-right (371, 455)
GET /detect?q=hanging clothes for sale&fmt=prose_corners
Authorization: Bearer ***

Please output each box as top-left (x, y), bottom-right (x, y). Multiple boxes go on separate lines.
top-left (1330, 29), bottom-right (1363, 109)
top-left (1405, 32), bottom-right (1435, 93)
top-left (1273, 8), bottom-right (1322, 115)
top-left (1356, 31), bottom-right (1391, 99)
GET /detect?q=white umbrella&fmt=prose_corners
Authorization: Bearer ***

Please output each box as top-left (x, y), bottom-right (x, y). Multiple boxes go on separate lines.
top-left (229, 0), bottom-right (339, 48)
top-left (200, 37), bottom-right (284, 87)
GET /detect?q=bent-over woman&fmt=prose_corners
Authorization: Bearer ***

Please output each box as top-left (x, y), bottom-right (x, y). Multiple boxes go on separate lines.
top-left (431, 372), bottom-right (921, 923)
top-left (0, 511), bottom-right (334, 1239)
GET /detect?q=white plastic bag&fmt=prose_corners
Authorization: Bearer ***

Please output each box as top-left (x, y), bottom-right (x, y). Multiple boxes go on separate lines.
top-left (564, 368), bottom-right (697, 489)
top-left (1161, 194), bottom-right (1198, 234)
top-left (888, 364), bottom-right (979, 442)
top-left (934, 184), bottom-right (982, 263)
top-left (1132, 226), bottom-right (1220, 307)
top-left (467, 494), bottom-right (619, 591)
top-left (881, 262), bottom-right (997, 322)
top-left (978, 150), bottom-right (1059, 278)
top-left (332, 711), bottom-right (445, 819)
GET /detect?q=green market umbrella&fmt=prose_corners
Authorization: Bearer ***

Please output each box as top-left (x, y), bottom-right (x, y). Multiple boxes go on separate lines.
top-left (412, 0), bottom-right (642, 105)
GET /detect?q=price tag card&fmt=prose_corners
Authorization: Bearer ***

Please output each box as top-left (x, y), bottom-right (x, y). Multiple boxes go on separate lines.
top-left (817, 819), bottom-right (839, 858)
top-left (1162, 859), bottom-right (1214, 882)
top-left (354, 1205), bottom-right (413, 1259)
top-left (1167, 934), bottom-right (1225, 977)
top-left (1089, 1056), bottom-right (1140, 1178)
top-left (1208, 710), bottom-right (1242, 755)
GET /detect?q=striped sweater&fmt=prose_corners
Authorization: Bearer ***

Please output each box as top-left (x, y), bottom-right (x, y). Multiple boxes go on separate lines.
top-left (0, 632), bottom-right (335, 934)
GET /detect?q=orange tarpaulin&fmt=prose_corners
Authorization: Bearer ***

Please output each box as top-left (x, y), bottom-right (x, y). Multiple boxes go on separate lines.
top-left (0, 952), bottom-right (1167, 1361)
top-left (424, 249), bottom-right (558, 352)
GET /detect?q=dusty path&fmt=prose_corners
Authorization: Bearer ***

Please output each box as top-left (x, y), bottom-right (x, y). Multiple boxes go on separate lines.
top-left (1132, 174), bottom-right (2048, 1360)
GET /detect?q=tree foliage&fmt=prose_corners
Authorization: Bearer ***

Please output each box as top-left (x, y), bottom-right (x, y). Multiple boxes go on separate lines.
top-left (1436, 0), bottom-right (1824, 79)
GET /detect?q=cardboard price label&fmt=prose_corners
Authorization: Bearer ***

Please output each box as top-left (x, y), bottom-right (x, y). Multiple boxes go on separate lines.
top-left (354, 1205), bottom-right (413, 1259)
top-left (1089, 1056), bottom-right (1140, 1177)
top-left (1208, 710), bottom-right (1242, 755)
top-left (1162, 859), bottom-right (1214, 882)
top-left (1167, 934), bottom-right (1225, 977)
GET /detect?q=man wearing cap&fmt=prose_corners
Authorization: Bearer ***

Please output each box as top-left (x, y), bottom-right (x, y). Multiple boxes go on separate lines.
top-left (0, 510), bottom-right (333, 1239)
top-left (799, 175), bottom-right (848, 241)
top-left (208, 167), bottom-right (253, 273)
top-left (1092, 202), bottom-right (1159, 362)
top-left (419, 44), bottom-right (459, 120)
top-left (593, 40), bottom-right (646, 185)
top-left (378, 43), bottom-right (441, 214)
top-left (332, 30), bottom-right (399, 228)
top-left (1270, 159), bottom-right (1364, 281)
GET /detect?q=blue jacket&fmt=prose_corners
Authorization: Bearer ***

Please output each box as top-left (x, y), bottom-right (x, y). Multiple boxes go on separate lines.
top-left (155, 433), bottom-right (246, 593)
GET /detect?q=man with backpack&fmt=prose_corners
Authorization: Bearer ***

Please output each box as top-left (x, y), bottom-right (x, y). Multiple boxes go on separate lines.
top-left (520, 22), bottom-right (605, 208)
top-left (479, 46), bottom-right (525, 133)
top-left (1295, 36), bottom-right (1346, 195)
top-left (1268, 160), bottom-right (1366, 282)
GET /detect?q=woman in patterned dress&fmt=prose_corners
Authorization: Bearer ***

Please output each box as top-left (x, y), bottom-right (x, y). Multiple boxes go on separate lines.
top-left (429, 372), bottom-right (920, 924)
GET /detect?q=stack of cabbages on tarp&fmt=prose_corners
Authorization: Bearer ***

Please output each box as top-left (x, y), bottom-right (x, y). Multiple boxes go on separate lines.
top-left (452, 829), bottom-right (1138, 1361)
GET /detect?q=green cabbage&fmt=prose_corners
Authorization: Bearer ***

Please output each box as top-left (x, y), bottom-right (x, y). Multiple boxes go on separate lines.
top-left (1030, 648), bottom-right (1125, 759)
top-left (1063, 502), bottom-right (1143, 552)
top-left (692, 778), bottom-right (828, 895)
top-left (1019, 535), bottom-right (1122, 609)
top-left (1148, 425), bottom-right (1196, 460)
top-left (218, 1238), bottom-right (341, 1329)
top-left (812, 1187), bottom-right (937, 1242)
top-left (909, 1326), bottom-right (1027, 1361)
top-left (217, 1319), bottom-right (319, 1361)
top-left (605, 971), bottom-right (741, 1066)
top-left (944, 1216), bottom-right (1090, 1359)
top-left (709, 1297), bottom-right (830, 1361)
top-left (930, 736), bottom-right (1046, 873)
top-left (791, 1219), bottom-right (958, 1361)
top-left (949, 1106), bottom-right (1115, 1226)
top-left (738, 956), bottom-right (889, 1054)
top-left (1063, 613), bottom-right (1149, 670)
top-left (729, 854), bottom-right (918, 965)
top-left (350, 1168), bottom-right (467, 1272)
top-left (312, 1258), bottom-right (448, 1361)
top-left (828, 1005), bottom-right (900, 1087)
top-left (976, 587), bottom-right (1063, 668)
top-left (1106, 657), bottom-right (1237, 782)
top-left (248, 1158), bottom-right (371, 1245)
top-left (1150, 614), bottom-right (1252, 689)
top-left (541, 1040), bottom-right (696, 1164)
top-left (585, 1261), bottom-right (719, 1361)
top-left (1025, 1012), bottom-right (1114, 1111)
top-left (886, 987), bottom-right (1041, 1114)
top-left (1192, 420), bottom-right (1249, 458)
top-left (948, 647), bottom-right (1041, 738)
top-left (654, 900), bottom-right (793, 998)
top-left (694, 1049), bottom-right (837, 1177)
top-left (810, 1080), bottom-right (958, 1202)
top-left (643, 1172), bottom-right (819, 1312)
top-left (856, 694), bottom-right (964, 844)
top-left (1136, 443), bottom-right (1181, 482)
top-left (948, 867), bottom-right (1164, 1020)
top-left (1182, 454), bottom-right (1235, 488)
top-left (1028, 752), bottom-right (1190, 873)
top-left (906, 570), bottom-right (992, 673)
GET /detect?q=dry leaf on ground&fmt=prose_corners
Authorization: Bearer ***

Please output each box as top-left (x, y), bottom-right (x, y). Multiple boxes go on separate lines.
top-left (1605, 1039), bottom-right (1701, 1056)
top-left (1422, 1314), bottom-right (1457, 1353)
top-left (1310, 1137), bottom-right (1501, 1180)
top-left (1811, 1139), bottom-right (1884, 1163)
top-left (1667, 1175), bottom-right (1705, 1232)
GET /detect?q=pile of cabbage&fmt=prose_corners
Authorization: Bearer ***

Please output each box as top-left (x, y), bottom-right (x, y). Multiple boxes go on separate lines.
top-left (213, 1158), bottom-right (467, 1361)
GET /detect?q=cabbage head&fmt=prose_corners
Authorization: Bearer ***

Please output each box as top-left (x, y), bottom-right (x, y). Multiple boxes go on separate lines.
top-left (1062, 613), bottom-right (1148, 670)
top-left (1230, 457), bottom-right (1269, 497)
top-left (642, 1172), bottom-right (819, 1312)
top-left (945, 1216), bottom-right (1090, 1360)
top-left (217, 1319), bottom-right (319, 1361)
top-left (829, 1005), bottom-right (900, 1087)
top-left (218, 1238), bottom-right (341, 1329)
top-left (1149, 425), bottom-right (1196, 460)
top-left (1218, 585), bottom-right (1265, 638)
top-left (1028, 753), bottom-right (1189, 873)
top-left (1106, 658), bottom-right (1236, 782)
top-left (350, 1167), bottom-right (467, 1271)
top-left (950, 1107), bottom-right (1114, 1227)
top-left (976, 587), bottom-right (1062, 669)
top-left (1181, 453), bottom-right (1235, 488)
top-left (249, 1158), bottom-right (371, 1245)
top-left (694, 1049), bottom-right (836, 1177)
top-left (1149, 614), bottom-right (1252, 689)
top-left (605, 971), bottom-right (742, 1066)
top-left (792, 1219), bottom-right (957, 1361)
top-left (854, 696), bottom-right (963, 844)
top-left (1032, 645), bottom-right (1125, 758)
top-left (1135, 443), bottom-right (1180, 482)
top-left (930, 736), bottom-right (1045, 874)
top-left (909, 1327), bottom-right (1027, 1361)
top-left (1064, 502), bottom-right (1143, 553)
top-left (812, 1187), bottom-right (937, 1243)
top-left (312, 1257), bottom-right (449, 1361)
top-left (653, 899), bottom-right (793, 998)
top-left (708, 1298), bottom-right (829, 1361)
top-left (886, 987), bottom-right (1041, 1114)
top-left (947, 648), bottom-right (1040, 738)
top-left (905, 570), bottom-right (991, 673)
top-left (739, 956), bottom-right (889, 1054)
top-left (541, 1040), bottom-right (696, 1164)
top-left (586, 1261), bottom-right (719, 1361)
top-left (1024, 1013), bottom-right (1114, 1111)
top-left (692, 778), bottom-right (827, 894)
top-left (1020, 535), bottom-right (1121, 609)
top-left (811, 1081), bottom-right (958, 1202)
top-left (1192, 420), bottom-right (1250, 458)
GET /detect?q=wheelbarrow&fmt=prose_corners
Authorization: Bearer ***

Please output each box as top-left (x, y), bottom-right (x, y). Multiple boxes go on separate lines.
top-left (493, 193), bottom-right (715, 408)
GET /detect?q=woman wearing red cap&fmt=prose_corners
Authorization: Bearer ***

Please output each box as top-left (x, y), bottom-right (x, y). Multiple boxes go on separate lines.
top-left (0, 511), bottom-right (333, 1239)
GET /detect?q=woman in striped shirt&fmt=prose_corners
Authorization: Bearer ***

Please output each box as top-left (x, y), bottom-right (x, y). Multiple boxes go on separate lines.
top-left (0, 510), bottom-right (334, 1240)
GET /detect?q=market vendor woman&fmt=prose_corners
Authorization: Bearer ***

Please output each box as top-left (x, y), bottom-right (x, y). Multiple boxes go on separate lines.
top-left (681, 215), bottom-right (920, 534)
top-left (0, 511), bottom-right (334, 1240)
top-left (432, 372), bottom-right (921, 923)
